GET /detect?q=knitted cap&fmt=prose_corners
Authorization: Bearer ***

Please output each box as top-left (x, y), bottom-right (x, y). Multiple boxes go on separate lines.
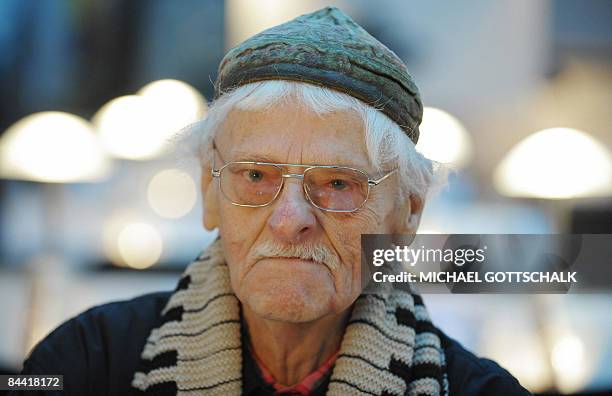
top-left (215, 6), bottom-right (423, 143)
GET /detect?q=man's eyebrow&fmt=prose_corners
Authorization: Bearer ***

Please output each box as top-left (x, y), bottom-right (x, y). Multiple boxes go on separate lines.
top-left (229, 150), bottom-right (369, 168)
top-left (228, 151), bottom-right (278, 163)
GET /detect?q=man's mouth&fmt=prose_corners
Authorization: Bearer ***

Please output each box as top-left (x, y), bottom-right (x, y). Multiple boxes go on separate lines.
top-left (264, 256), bottom-right (317, 262)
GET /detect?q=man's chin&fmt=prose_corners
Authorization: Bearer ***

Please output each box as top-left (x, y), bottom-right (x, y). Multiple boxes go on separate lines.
top-left (241, 287), bottom-right (333, 323)
top-left (237, 260), bottom-right (338, 322)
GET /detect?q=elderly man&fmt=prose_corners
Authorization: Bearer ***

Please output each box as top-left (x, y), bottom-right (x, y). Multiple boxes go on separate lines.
top-left (16, 7), bottom-right (529, 396)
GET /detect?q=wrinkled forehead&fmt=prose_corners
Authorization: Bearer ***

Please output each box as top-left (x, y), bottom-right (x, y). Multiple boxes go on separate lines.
top-left (215, 103), bottom-right (371, 169)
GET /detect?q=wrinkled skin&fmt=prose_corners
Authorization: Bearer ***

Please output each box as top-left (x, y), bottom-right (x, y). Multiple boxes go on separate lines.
top-left (200, 100), bottom-right (423, 324)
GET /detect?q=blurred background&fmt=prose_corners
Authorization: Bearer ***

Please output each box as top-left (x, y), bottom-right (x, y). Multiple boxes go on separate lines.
top-left (1, 0), bottom-right (611, 394)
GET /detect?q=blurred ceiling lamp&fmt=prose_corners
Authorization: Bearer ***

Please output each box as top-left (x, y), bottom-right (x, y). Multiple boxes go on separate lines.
top-left (0, 111), bottom-right (110, 183)
top-left (482, 318), bottom-right (552, 393)
top-left (225, 0), bottom-right (319, 47)
top-left (93, 80), bottom-right (207, 161)
top-left (147, 168), bottom-right (197, 218)
top-left (416, 107), bottom-right (473, 168)
top-left (550, 334), bottom-right (588, 393)
top-left (494, 128), bottom-right (612, 199)
top-left (116, 222), bottom-right (163, 269)
top-left (102, 211), bottom-right (135, 266)
top-left (93, 95), bottom-right (167, 160)
top-left (138, 79), bottom-right (207, 133)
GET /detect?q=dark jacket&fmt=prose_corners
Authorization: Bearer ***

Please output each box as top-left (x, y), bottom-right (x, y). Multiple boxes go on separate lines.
top-left (12, 292), bottom-right (530, 396)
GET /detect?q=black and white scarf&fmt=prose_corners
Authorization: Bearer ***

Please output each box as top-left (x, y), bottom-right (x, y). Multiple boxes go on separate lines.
top-left (132, 239), bottom-right (449, 395)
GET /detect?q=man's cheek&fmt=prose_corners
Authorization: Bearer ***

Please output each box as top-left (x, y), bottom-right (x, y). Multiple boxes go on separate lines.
top-left (220, 230), bottom-right (248, 275)
top-left (347, 206), bottom-right (382, 233)
top-left (334, 231), bottom-right (360, 268)
top-left (220, 213), bottom-right (250, 248)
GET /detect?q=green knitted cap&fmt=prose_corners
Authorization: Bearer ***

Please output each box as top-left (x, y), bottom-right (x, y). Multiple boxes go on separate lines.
top-left (215, 6), bottom-right (422, 143)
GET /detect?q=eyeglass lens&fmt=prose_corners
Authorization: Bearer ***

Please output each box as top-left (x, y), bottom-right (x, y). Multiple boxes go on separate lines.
top-left (219, 163), bottom-right (369, 211)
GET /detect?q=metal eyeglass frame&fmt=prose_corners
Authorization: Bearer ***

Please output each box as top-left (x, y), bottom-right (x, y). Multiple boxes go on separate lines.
top-left (210, 141), bottom-right (397, 213)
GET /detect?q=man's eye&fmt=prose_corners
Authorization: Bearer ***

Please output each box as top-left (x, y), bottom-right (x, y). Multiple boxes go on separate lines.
top-left (330, 179), bottom-right (348, 190)
top-left (246, 169), bottom-right (263, 182)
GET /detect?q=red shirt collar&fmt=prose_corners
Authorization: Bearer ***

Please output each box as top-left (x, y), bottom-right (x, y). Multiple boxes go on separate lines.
top-left (251, 347), bottom-right (340, 395)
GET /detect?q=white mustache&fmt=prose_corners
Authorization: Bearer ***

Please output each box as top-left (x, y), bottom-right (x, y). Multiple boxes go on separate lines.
top-left (251, 241), bottom-right (341, 272)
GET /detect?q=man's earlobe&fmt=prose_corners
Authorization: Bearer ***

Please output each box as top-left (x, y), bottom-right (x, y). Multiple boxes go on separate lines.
top-left (406, 195), bottom-right (424, 233)
top-left (394, 194), bottom-right (425, 234)
top-left (201, 169), bottom-right (220, 231)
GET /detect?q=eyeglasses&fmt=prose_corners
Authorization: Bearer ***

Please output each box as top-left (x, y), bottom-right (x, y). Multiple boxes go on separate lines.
top-left (211, 141), bottom-right (397, 213)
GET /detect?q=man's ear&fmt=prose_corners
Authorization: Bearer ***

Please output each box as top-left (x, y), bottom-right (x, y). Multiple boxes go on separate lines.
top-left (200, 166), bottom-right (220, 231)
top-left (393, 194), bottom-right (425, 234)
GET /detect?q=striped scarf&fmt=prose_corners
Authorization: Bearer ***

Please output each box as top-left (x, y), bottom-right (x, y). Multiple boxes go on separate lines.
top-left (132, 239), bottom-right (449, 395)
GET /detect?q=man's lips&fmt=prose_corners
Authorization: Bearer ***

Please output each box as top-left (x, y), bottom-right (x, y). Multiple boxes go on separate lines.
top-left (251, 257), bottom-right (334, 276)
top-left (262, 256), bottom-right (316, 262)
top-left (258, 256), bottom-right (329, 267)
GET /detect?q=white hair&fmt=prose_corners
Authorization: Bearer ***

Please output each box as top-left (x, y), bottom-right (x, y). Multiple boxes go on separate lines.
top-left (174, 80), bottom-right (443, 224)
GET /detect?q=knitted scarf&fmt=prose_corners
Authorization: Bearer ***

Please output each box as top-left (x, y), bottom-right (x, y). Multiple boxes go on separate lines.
top-left (132, 239), bottom-right (449, 395)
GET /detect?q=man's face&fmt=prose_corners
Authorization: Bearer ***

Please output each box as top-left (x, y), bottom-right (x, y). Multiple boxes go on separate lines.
top-left (204, 100), bottom-right (400, 323)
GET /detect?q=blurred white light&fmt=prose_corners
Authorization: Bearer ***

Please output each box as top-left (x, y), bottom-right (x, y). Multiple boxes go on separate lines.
top-left (93, 95), bottom-right (167, 160)
top-left (226, 0), bottom-right (320, 47)
top-left (93, 80), bottom-right (207, 161)
top-left (147, 169), bottom-right (197, 218)
top-left (482, 317), bottom-right (553, 393)
top-left (416, 107), bottom-right (473, 168)
top-left (0, 112), bottom-right (110, 183)
top-left (102, 211), bottom-right (135, 267)
top-left (494, 128), bottom-right (612, 199)
top-left (551, 334), bottom-right (588, 393)
top-left (138, 79), bottom-right (207, 136)
top-left (117, 222), bottom-right (163, 269)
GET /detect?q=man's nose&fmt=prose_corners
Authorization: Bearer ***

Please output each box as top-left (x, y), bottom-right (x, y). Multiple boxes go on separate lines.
top-left (267, 179), bottom-right (317, 244)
